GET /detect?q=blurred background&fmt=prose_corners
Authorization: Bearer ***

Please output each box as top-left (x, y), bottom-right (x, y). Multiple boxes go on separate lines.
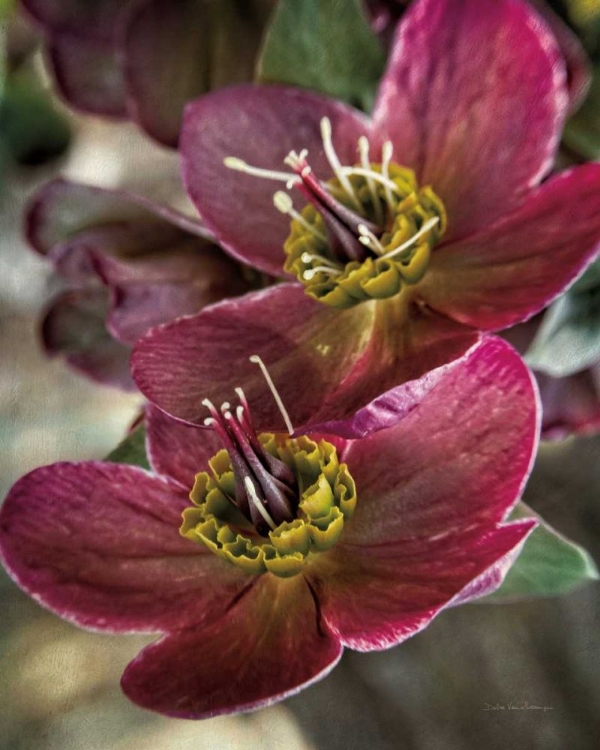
top-left (1, 4), bottom-right (599, 749)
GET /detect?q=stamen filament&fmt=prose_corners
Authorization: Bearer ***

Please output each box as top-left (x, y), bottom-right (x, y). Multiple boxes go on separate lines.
top-left (301, 251), bottom-right (339, 268)
top-left (224, 157), bottom-right (300, 185)
top-left (249, 355), bottom-right (295, 435)
top-left (320, 117), bottom-right (363, 213)
top-left (358, 136), bottom-right (383, 226)
top-left (358, 223), bottom-right (386, 255)
top-left (380, 216), bottom-right (440, 261)
top-left (273, 192), bottom-right (327, 242)
top-left (244, 477), bottom-right (277, 531)
top-left (340, 167), bottom-right (400, 194)
top-left (304, 266), bottom-right (343, 280)
top-left (381, 141), bottom-right (396, 211)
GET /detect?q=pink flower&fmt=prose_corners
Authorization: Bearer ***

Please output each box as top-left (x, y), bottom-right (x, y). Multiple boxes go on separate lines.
top-left (21, 0), bottom-right (275, 146)
top-left (29, 179), bottom-right (255, 390)
top-left (132, 0), bottom-right (600, 433)
top-left (0, 337), bottom-right (538, 718)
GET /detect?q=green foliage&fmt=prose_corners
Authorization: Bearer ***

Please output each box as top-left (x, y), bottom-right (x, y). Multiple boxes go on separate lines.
top-left (487, 502), bottom-right (598, 600)
top-left (526, 260), bottom-right (600, 377)
top-left (257, 0), bottom-right (386, 110)
top-left (106, 423), bottom-right (151, 470)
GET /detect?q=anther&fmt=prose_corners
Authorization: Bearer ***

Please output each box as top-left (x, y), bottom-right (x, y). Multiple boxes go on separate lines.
top-left (380, 216), bottom-right (440, 261)
top-left (320, 117), bottom-right (363, 213)
top-left (249, 354), bottom-right (295, 435)
top-left (358, 223), bottom-right (386, 255)
top-left (244, 477), bottom-right (277, 531)
top-left (224, 156), bottom-right (299, 185)
top-left (303, 266), bottom-right (343, 280)
top-left (273, 192), bottom-right (327, 242)
top-left (300, 251), bottom-right (339, 268)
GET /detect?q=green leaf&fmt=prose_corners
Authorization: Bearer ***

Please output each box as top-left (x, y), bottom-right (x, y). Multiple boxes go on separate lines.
top-left (257, 0), bottom-right (386, 111)
top-left (525, 260), bottom-right (600, 377)
top-left (0, 72), bottom-right (71, 167)
top-left (106, 423), bottom-right (150, 470)
top-left (486, 502), bottom-right (598, 601)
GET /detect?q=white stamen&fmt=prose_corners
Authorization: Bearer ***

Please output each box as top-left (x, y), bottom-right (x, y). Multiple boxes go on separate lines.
top-left (202, 397), bottom-right (217, 411)
top-left (283, 150), bottom-right (305, 169)
top-left (300, 251), bottom-right (339, 268)
top-left (381, 141), bottom-right (396, 210)
top-left (220, 401), bottom-right (230, 414)
top-left (340, 167), bottom-right (399, 193)
top-left (358, 136), bottom-right (383, 226)
top-left (380, 216), bottom-right (440, 261)
top-left (303, 266), bottom-right (343, 280)
top-left (320, 117), bottom-right (363, 213)
top-left (236, 405), bottom-right (245, 423)
top-left (204, 417), bottom-right (216, 427)
top-left (249, 354), bottom-right (295, 435)
top-left (234, 386), bottom-right (246, 402)
top-left (273, 192), bottom-right (327, 241)
top-left (244, 476), bottom-right (277, 531)
top-left (224, 156), bottom-right (299, 185)
top-left (358, 223), bottom-right (386, 255)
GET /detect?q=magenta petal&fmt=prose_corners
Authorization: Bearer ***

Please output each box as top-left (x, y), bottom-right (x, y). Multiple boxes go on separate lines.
top-left (372, 0), bottom-right (567, 240)
top-left (341, 337), bottom-right (539, 545)
top-left (420, 164), bottom-right (600, 330)
top-left (146, 404), bottom-right (223, 489)
top-left (121, 575), bottom-right (342, 719)
top-left (26, 179), bottom-right (210, 259)
top-left (529, 0), bottom-right (591, 113)
top-left (310, 520), bottom-right (535, 651)
top-left (121, 0), bottom-right (206, 147)
top-left (21, 0), bottom-right (124, 39)
top-left (42, 288), bottom-right (136, 391)
top-left (132, 284), bottom-right (478, 430)
top-left (0, 462), bottom-right (251, 633)
top-left (180, 85), bottom-right (369, 275)
top-left (48, 34), bottom-right (127, 118)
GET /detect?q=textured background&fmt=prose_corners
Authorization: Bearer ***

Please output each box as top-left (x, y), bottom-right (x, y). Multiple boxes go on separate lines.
top-left (1, 114), bottom-right (599, 750)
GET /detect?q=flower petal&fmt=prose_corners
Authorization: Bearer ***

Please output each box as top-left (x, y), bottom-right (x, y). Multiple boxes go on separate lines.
top-left (121, 0), bottom-right (271, 147)
top-left (131, 283), bottom-right (478, 430)
top-left (371, 0), bottom-right (568, 239)
top-left (42, 288), bottom-right (136, 391)
top-left (47, 33), bottom-right (127, 117)
top-left (0, 462), bottom-right (252, 633)
top-left (529, 0), bottom-right (591, 113)
top-left (21, 0), bottom-right (123, 39)
top-left (26, 178), bottom-right (209, 261)
top-left (309, 520), bottom-right (535, 650)
top-left (340, 336), bottom-right (539, 545)
top-left (121, 574), bottom-right (342, 719)
top-left (146, 404), bottom-right (223, 488)
top-left (180, 85), bottom-right (369, 275)
top-left (419, 164), bottom-right (600, 331)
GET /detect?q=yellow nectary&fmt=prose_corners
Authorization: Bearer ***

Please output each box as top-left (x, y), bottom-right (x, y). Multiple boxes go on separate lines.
top-left (180, 434), bottom-right (356, 578)
top-left (284, 164), bottom-right (446, 309)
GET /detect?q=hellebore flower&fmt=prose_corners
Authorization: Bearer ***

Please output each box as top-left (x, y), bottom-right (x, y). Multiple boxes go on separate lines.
top-left (0, 337), bottom-right (539, 718)
top-left (20, 0), bottom-right (275, 146)
top-left (29, 179), bottom-right (255, 390)
top-left (132, 0), bottom-right (600, 433)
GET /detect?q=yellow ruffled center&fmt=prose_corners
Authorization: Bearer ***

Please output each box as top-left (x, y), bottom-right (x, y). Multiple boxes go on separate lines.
top-left (181, 434), bottom-right (356, 578)
top-left (284, 163), bottom-right (446, 309)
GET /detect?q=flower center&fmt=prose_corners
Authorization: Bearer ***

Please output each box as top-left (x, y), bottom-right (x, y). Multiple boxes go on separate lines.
top-left (180, 356), bottom-right (357, 578)
top-left (225, 118), bottom-right (446, 309)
